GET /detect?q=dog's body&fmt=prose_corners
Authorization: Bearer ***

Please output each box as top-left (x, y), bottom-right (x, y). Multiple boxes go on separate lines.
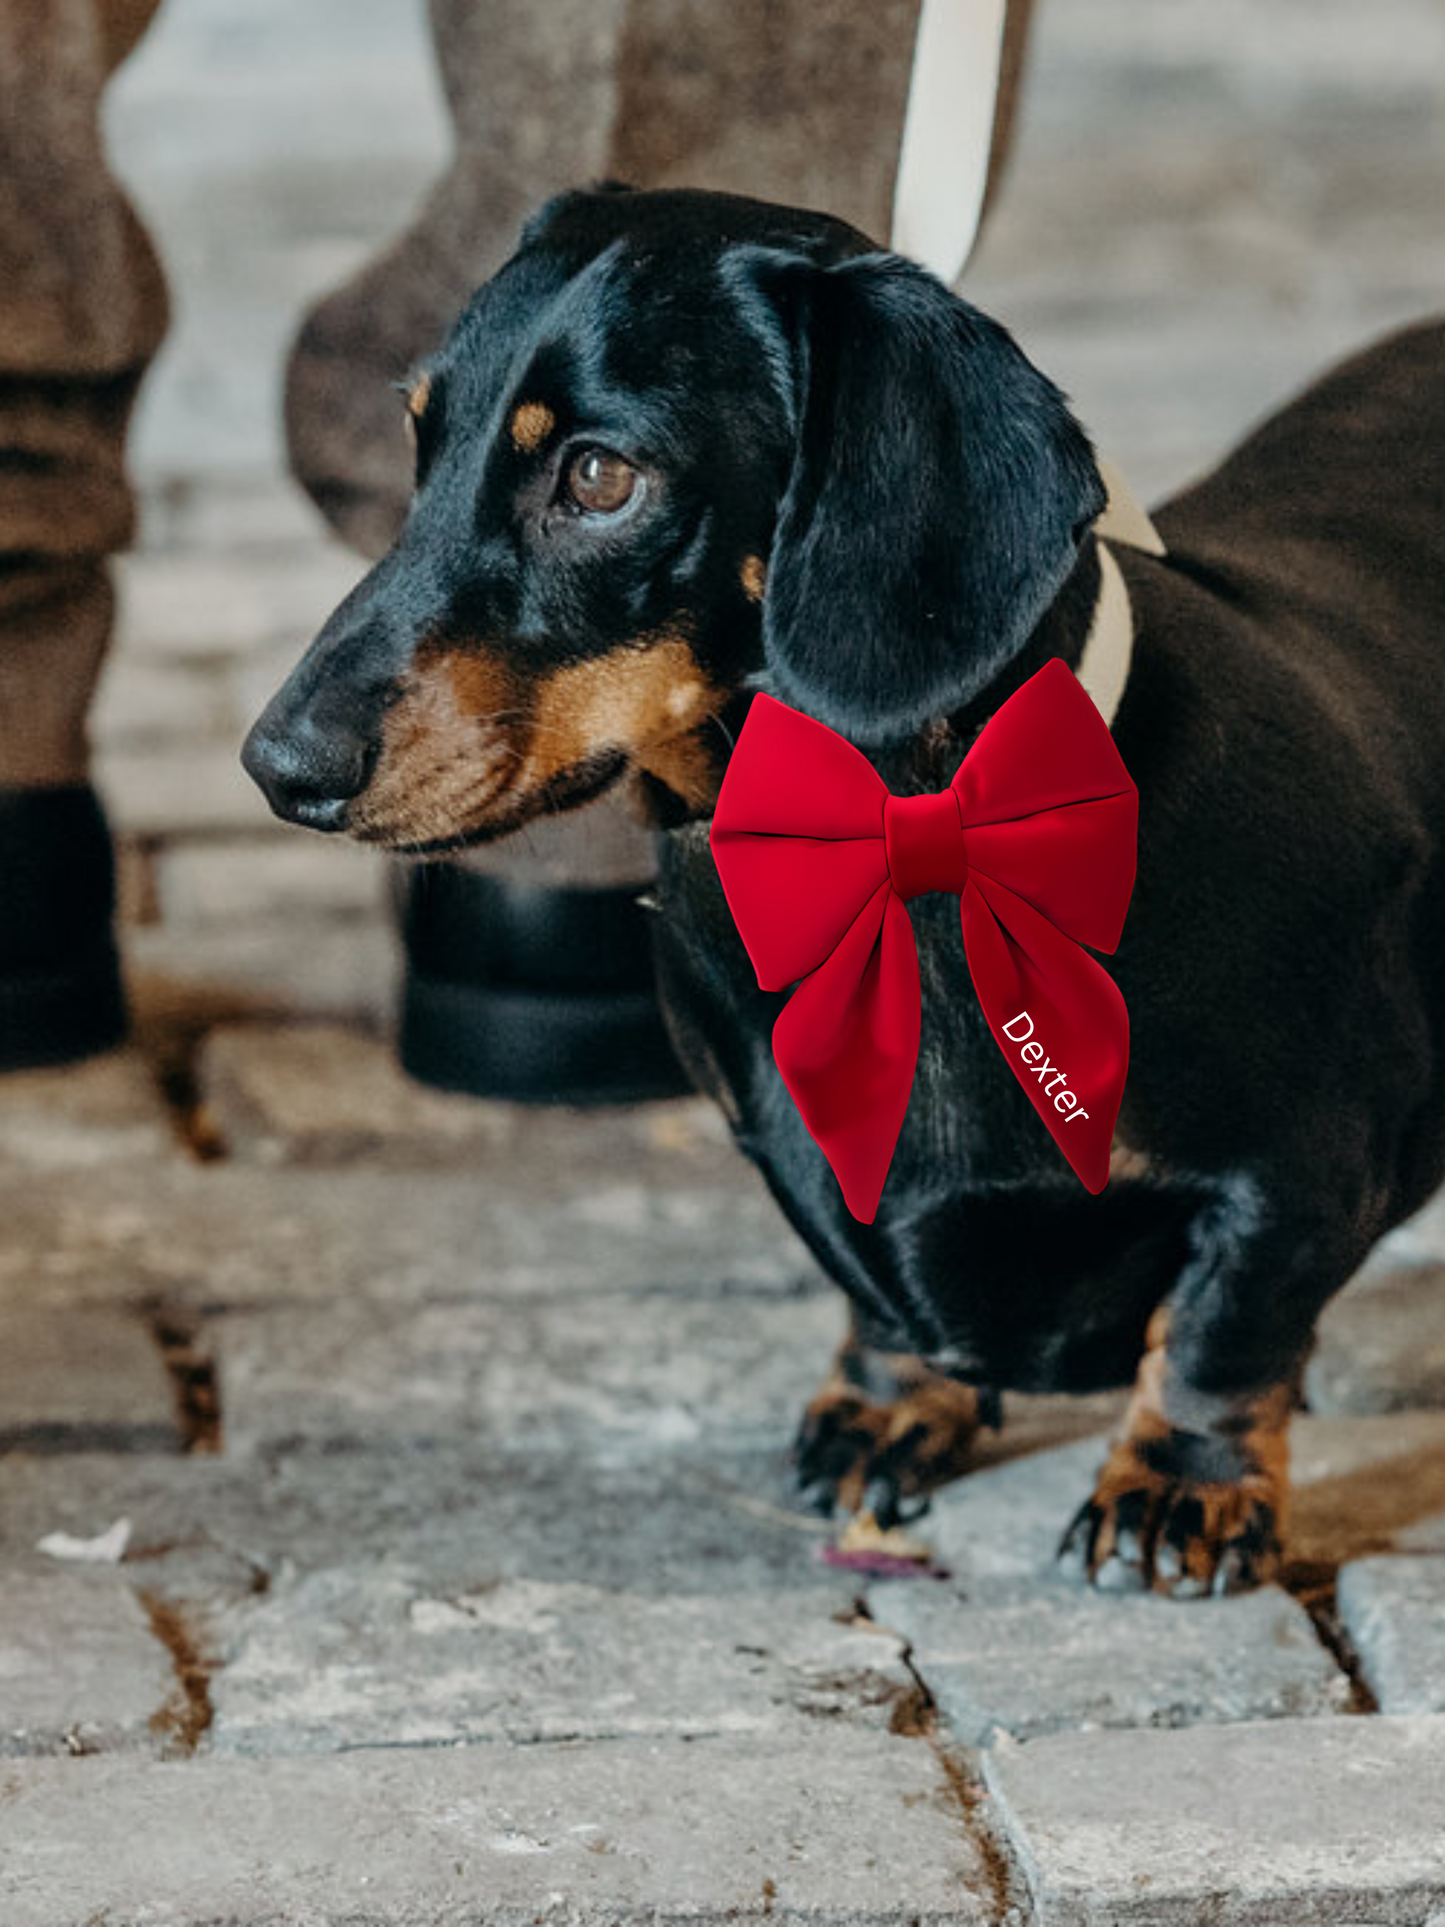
top-left (245, 188), bottom-right (1445, 1596)
top-left (660, 318), bottom-right (1445, 1388)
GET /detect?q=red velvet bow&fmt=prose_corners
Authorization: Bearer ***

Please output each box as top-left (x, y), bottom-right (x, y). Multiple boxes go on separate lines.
top-left (709, 658), bottom-right (1137, 1222)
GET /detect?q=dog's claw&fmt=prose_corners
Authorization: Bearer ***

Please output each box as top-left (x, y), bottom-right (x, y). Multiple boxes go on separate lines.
top-left (860, 1474), bottom-right (932, 1531)
top-left (794, 1477), bottom-right (840, 1518)
top-left (1092, 1551), bottom-right (1150, 1594)
top-left (861, 1474), bottom-right (902, 1529)
top-left (1061, 1445), bottom-right (1283, 1600)
top-left (791, 1355), bottom-right (993, 1523)
top-left (1054, 1501), bottom-right (1097, 1577)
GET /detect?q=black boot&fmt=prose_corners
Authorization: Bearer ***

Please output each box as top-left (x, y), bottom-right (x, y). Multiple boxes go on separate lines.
top-left (395, 864), bottom-right (692, 1106)
top-left (0, 786), bottom-right (126, 1070)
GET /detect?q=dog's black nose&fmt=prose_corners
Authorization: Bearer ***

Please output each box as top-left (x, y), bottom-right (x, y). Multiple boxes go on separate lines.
top-left (242, 706), bottom-right (375, 832)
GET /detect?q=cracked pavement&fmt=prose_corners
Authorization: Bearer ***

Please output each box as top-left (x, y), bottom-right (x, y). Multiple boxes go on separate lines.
top-left (5, 1034), bottom-right (1445, 1923)
top-left (6, 0), bottom-right (1445, 1919)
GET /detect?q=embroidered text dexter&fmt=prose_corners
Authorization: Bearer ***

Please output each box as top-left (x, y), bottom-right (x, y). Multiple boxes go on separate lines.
top-left (1001, 1012), bottom-right (1091, 1123)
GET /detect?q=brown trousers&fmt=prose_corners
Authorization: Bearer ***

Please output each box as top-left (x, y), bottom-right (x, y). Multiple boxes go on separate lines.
top-left (0, 0), bottom-right (1029, 790)
top-left (0, 0), bottom-right (167, 784)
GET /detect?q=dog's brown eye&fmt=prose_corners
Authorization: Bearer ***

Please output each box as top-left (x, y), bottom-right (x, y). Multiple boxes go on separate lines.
top-left (565, 447), bottom-right (637, 515)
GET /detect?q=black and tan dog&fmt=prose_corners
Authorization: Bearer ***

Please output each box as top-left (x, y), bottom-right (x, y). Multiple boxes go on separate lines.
top-left (245, 186), bottom-right (1445, 1598)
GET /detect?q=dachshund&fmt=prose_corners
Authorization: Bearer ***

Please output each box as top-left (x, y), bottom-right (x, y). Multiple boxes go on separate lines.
top-left (244, 185), bottom-right (1445, 1598)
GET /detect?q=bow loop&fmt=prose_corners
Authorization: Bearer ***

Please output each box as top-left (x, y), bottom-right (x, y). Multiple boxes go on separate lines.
top-left (883, 789), bottom-right (969, 902)
top-left (710, 694), bottom-right (890, 990)
top-left (950, 658), bottom-right (1137, 953)
top-left (710, 659), bottom-right (1136, 1221)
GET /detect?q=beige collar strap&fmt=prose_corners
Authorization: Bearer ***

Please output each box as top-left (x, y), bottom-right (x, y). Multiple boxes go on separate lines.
top-left (1075, 464), bottom-right (1168, 728)
top-left (891, 0), bottom-right (1167, 726)
top-left (1095, 457), bottom-right (1167, 558)
top-left (891, 0), bottom-right (1008, 286)
top-left (1073, 540), bottom-right (1133, 728)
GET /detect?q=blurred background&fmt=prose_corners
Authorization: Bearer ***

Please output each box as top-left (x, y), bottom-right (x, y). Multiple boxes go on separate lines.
top-left (96, 0), bottom-right (1445, 1042)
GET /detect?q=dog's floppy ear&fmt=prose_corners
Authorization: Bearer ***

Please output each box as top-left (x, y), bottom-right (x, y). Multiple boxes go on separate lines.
top-left (745, 251), bottom-right (1104, 743)
top-left (519, 180), bottom-right (638, 245)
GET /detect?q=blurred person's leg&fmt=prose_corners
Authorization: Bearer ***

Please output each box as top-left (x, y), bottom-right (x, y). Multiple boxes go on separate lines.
top-left (284, 0), bottom-right (1032, 1100)
top-left (0, 0), bottom-right (167, 1066)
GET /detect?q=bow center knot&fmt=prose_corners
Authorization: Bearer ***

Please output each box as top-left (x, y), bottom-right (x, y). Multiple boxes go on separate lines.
top-left (883, 787), bottom-right (969, 902)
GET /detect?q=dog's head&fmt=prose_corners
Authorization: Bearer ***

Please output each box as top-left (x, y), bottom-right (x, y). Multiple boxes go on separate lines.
top-left (244, 186), bottom-right (1102, 852)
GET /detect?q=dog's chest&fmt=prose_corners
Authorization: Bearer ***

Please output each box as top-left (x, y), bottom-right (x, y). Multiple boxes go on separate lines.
top-left (655, 824), bottom-right (1009, 1125)
top-left (652, 823), bottom-right (1172, 1385)
top-left (656, 822), bottom-right (1013, 1156)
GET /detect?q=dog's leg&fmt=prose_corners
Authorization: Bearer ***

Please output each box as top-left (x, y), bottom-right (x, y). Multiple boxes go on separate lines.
top-left (1057, 1305), bottom-right (1293, 1598)
top-left (792, 1312), bottom-right (1002, 1526)
top-left (1058, 1154), bottom-right (1393, 1598)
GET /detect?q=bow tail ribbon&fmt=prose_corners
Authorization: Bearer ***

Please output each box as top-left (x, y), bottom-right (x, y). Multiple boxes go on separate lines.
top-left (710, 663), bottom-right (1137, 1223)
top-left (962, 872), bottom-right (1128, 1194)
top-left (771, 873), bottom-right (1127, 1220)
top-left (771, 879), bottom-right (921, 1223)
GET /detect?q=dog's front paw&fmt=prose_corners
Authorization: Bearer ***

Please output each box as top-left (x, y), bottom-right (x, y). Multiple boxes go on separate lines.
top-left (1057, 1426), bottom-right (1285, 1599)
top-left (791, 1347), bottom-right (999, 1528)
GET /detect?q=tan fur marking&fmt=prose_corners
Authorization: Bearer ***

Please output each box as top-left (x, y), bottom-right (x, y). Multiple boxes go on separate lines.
top-left (434, 646), bottom-right (513, 720)
top-left (348, 644), bottom-right (518, 847)
top-left (407, 372), bottom-right (432, 419)
top-left (350, 633), bottom-right (724, 846)
top-left (1081, 1335), bottom-right (1291, 1592)
top-left (510, 400), bottom-right (556, 453)
top-left (1109, 1139), bottom-right (1153, 1184)
top-left (632, 730), bottom-right (719, 817)
top-left (801, 1339), bottom-right (986, 1517)
top-left (740, 554), bottom-right (767, 603)
top-left (518, 636), bottom-right (721, 791)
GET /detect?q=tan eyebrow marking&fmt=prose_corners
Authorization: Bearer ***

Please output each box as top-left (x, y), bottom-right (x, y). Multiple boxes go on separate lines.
top-left (406, 372), bottom-right (432, 419)
top-left (740, 555), bottom-right (767, 603)
top-left (510, 400), bottom-right (556, 453)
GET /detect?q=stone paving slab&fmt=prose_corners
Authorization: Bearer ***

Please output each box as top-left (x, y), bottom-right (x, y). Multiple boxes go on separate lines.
top-left (114, 543), bottom-right (362, 666)
top-left (108, 0), bottom-right (447, 491)
top-left (126, 913), bottom-right (399, 1026)
top-left (962, 1), bottom-right (1445, 505)
top-left (0, 1050), bottom-right (173, 1172)
top-left (0, 1444), bottom-right (834, 1603)
top-left (1376, 1185), bottom-right (1445, 1267)
top-left (984, 1715), bottom-right (1445, 1926)
top-left (2, 1143), bottom-right (816, 1314)
top-left (197, 1023), bottom-right (721, 1170)
top-left (907, 1436), bottom-right (1107, 1597)
top-left (1289, 1412), bottom-right (1445, 1566)
top-left (201, 1020), bottom-right (543, 1165)
top-left (0, 1303), bottom-right (178, 1455)
top-left (158, 838), bottom-right (386, 928)
top-left (0, 1572), bottom-right (177, 1760)
top-left (98, 741), bottom-right (275, 841)
top-left (1337, 1556), bottom-right (1445, 1715)
top-left (873, 1580), bottom-right (1345, 1747)
top-left (1308, 1263), bottom-right (1445, 1414)
top-left (1, 1731), bottom-right (997, 1927)
top-left (2, 1420), bottom-right (1442, 1659)
top-left (918, 1413), bottom-right (1445, 1599)
top-left (211, 1574), bottom-right (917, 1754)
top-left (216, 1283), bottom-right (840, 1461)
top-left (93, 651), bottom-right (237, 752)
top-left (194, 1026), bottom-right (721, 1154)
top-left (133, 470), bottom-right (341, 558)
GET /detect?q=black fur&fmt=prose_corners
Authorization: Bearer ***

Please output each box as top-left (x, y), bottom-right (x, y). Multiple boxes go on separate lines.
top-left (246, 186), bottom-right (1445, 1584)
top-left (731, 246), bottom-right (1106, 739)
